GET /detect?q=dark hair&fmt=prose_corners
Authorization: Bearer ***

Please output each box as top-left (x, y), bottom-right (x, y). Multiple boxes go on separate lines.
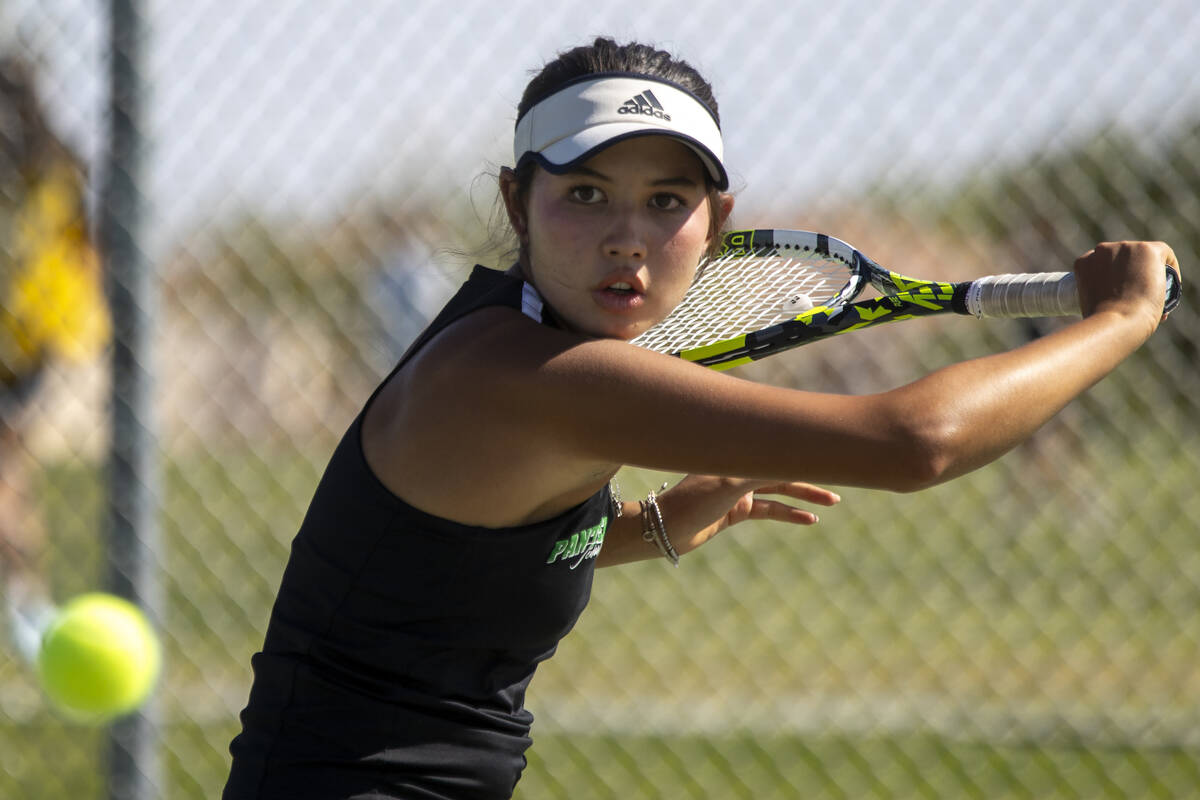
top-left (500, 38), bottom-right (729, 261)
top-left (517, 38), bottom-right (721, 126)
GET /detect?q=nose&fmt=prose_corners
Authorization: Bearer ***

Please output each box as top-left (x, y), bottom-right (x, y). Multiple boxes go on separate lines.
top-left (602, 208), bottom-right (646, 261)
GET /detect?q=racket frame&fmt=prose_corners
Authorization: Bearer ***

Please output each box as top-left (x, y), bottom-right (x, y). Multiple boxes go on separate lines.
top-left (663, 229), bottom-right (970, 370)
top-left (644, 228), bottom-right (1181, 370)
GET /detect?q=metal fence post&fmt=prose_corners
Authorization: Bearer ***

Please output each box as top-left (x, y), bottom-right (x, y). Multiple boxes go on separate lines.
top-left (99, 1), bottom-right (161, 798)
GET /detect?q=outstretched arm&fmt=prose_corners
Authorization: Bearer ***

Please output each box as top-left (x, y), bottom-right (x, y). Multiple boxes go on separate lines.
top-left (865, 240), bottom-right (1179, 487)
top-left (532, 241), bottom-right (1180, 491)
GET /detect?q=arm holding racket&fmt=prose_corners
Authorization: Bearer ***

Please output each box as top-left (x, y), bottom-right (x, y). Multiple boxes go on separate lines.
top-left (864, 240), bottom-right (1181, 487)
top-left (589, 241), bottom-right (1181, 524)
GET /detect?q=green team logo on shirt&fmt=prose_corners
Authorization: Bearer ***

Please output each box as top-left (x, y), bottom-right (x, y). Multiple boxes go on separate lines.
top-left (546, 519), bottom-right (606, 569)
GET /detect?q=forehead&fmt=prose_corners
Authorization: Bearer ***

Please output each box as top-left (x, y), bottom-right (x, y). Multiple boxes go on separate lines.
top-left (565, 136), bottom-right (709, 182)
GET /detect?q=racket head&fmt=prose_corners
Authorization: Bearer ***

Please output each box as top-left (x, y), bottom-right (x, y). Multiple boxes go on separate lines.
top-left (631, 229), bottom-right (873, 356)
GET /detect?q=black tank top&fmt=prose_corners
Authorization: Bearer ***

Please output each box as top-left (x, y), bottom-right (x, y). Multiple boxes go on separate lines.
top-left (224, 266), bottom-right (611, 799)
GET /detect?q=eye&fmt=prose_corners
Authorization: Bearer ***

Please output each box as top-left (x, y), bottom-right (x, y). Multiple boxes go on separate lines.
top-left (569, 185), bottom-right (605, 204)
top-left (649, 193), bottom-right (685, 211)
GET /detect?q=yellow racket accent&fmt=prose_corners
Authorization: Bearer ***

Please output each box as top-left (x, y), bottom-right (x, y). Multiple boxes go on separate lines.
top-left (679, 334), bottom-right (749, 365)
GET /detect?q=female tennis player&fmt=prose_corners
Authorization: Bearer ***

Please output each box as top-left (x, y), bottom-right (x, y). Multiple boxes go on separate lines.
top-left (224, 38), bottom-right (1179, 799)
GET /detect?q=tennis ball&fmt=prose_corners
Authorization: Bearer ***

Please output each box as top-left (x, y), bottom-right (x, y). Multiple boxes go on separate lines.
top-left (36, 592), bottom-right (162, 723)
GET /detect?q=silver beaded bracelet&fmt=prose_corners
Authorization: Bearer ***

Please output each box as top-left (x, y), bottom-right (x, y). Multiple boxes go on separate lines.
top-left (640, 485), bottom-right (679, 567)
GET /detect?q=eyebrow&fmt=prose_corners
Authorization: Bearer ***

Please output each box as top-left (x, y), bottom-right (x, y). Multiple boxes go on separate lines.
top-left (565, 165), bottom-right (701, 188)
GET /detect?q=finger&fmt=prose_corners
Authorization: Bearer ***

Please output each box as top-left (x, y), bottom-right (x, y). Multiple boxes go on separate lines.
top-left (1163, 244), bottom-right (1180, 274)
top-left (754, 482), bottom-right (841, 506)
top-left (748, 498), bottom-right (822, 525)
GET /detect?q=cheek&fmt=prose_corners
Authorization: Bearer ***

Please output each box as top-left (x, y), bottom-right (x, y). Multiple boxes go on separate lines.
top-left (525, 196), bottom-right (591, 258)
top-left (657, 210), bottom-right (712, 299)
top-left (664, 206), bottom-right (715, 264)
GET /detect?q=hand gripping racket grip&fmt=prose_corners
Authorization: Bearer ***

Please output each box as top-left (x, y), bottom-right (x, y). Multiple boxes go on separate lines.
top-left (965, 266), bottom-right (1183, 319)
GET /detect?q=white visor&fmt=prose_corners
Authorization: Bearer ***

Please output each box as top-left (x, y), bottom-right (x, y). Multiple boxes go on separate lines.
top-left (513, 74), bottom-right (727, 190)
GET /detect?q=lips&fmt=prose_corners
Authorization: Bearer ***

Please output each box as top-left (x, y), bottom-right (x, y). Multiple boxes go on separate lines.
top-left (596, 271), bottom-right (646, 294)
top-left (593, 273), bottom-right (646, 313)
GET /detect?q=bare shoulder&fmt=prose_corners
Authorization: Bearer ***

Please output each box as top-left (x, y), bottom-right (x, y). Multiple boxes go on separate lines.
top-left (369, 302), bottom-right (720, 438)
top-left (360, 306), bottom-right (632, 526)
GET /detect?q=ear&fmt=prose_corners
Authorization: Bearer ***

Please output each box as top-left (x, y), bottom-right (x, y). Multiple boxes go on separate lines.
top-left (499, 167), bottom-right (528, 240)
top-left (716, 192), bottom-right (735, 228)
top-left (708, 191), bottom-right (735, 248)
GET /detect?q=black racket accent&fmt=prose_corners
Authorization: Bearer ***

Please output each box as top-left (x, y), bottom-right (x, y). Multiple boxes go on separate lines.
top-left (950, 284), bottom-right (973, 315)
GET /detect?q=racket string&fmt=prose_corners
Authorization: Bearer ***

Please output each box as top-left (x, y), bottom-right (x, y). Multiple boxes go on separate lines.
top-left (632, 253), bottom-right (855, 355)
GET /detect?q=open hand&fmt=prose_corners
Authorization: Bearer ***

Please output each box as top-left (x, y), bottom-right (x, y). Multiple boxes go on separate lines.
top-left (657, 474), bottom-right (841, 555)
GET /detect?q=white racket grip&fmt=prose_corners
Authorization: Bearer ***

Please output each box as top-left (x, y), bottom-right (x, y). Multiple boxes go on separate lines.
top-left (965, 272), bottom-right (1077, 318)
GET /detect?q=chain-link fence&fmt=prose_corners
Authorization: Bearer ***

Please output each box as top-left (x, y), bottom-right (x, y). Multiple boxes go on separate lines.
top-left (1, 0), bottom-right (1199, 797)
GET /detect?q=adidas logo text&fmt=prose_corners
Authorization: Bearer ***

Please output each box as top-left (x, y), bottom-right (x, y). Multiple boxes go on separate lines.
top-left (618, 89), bottom-right (671, 121)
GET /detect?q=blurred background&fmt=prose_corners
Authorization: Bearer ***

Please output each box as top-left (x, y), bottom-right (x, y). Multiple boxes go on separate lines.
top-left (0, 0), bottom-right (1198, 797)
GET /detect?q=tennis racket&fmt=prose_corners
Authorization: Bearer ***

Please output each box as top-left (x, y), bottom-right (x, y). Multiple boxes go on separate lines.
top-left (632, 228), bottom-right (1183, 370)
